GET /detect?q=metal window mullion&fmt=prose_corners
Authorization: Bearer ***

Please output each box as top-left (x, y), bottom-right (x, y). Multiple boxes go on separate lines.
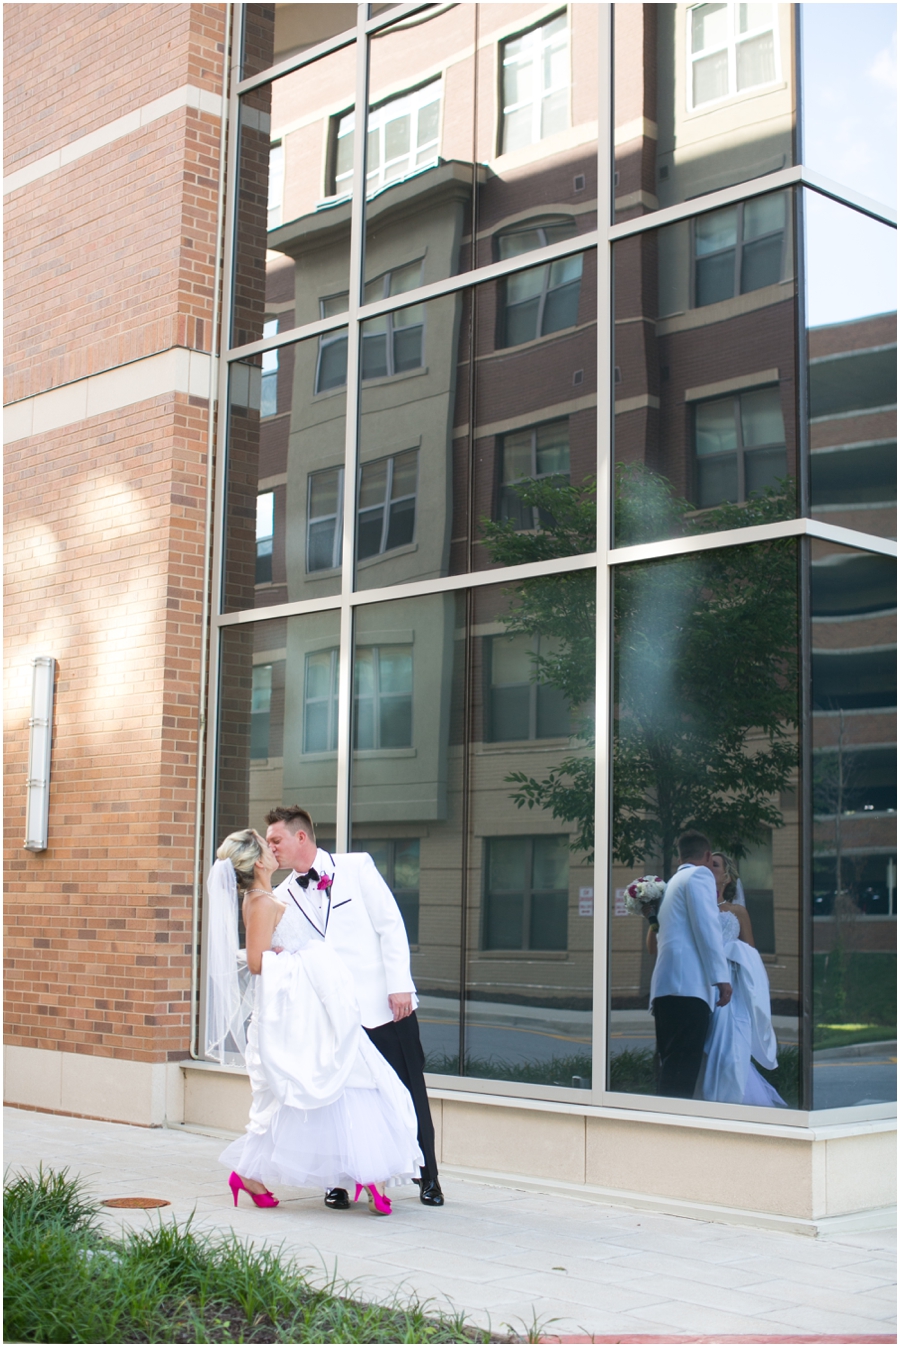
top-left (335, 7), bottom-right (370, 854)
top-left (593, 1), bottom-right (613, 1106)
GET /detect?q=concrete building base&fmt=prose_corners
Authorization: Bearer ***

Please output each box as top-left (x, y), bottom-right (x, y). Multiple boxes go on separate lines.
top-left (5, 1046), bottom-right (895, 1236)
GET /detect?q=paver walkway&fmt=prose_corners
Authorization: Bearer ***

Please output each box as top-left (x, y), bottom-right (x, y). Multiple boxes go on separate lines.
top-left (4, 1107), bottom-right (896, 1343)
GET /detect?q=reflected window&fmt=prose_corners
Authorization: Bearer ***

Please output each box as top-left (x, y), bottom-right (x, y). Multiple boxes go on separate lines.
top-left (251, 664), bottom-right (272, 759)
top-left (307, 467), bottom-right (344, 573)
top-left (354, 838), bottom-right (420, 942)
top-left (501, 12), bottom-right (569, 154)
top-left (694, 385), bottom-right (786, 507)
top-left (358, 450), bottom-right (418, 560)
top-left (813, 745), bottom-right (898, 817)
top-left (316, 301), bottom-right (349, 393)
top-left (694, 194), bottom-right (786, 307)
top-left (304, 649), bottom-right (339, 752)
top-left (814, 852), bottom-right (897, 918)
top-left (499, 419), bottom-right (570, 529)
top-left (497, 220), bottom-right (582, 347)
top-left (334, 79), bottom-right (442, 197)
top-left (809, 344), bottom-right (897, 419)
top-left (487, 634), bottom-right (571, 742)
top-left (689, 3), bottom-right (779, 110)
top-left (811, 552), bottom-right (897, 617)
top-left (256, 491), bottom-right (274, 584)
top-left (267, 142), bottom-right (284, 230)
top-left (354, 645), bottom-right (413, 749)
top-left (260, 319), bottom-right (278, 416)
top-left (362, 262), bottom-right (425, 378)
top-left (315, 264), bottom-right (425, 392)
top-left (812, 647), bottom-right (897, 713)
top-left (483, 835), bottom-right (569, 950)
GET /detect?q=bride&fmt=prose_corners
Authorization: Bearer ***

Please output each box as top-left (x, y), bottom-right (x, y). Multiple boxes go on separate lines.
top-left (701, 852), bottom-right (786, 1108)
top-left (205, 829), bottom-right (423, 1215)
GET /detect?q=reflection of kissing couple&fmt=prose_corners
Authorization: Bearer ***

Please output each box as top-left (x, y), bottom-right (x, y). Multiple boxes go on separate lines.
top-left (649, 830), bottom-right (786, 1107)
top-left (206, 805), bottom-right (443, 1216)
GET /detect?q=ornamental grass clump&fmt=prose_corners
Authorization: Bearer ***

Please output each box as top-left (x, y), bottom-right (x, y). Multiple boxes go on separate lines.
top-left (4, 1167), bottom-right (493, 1344)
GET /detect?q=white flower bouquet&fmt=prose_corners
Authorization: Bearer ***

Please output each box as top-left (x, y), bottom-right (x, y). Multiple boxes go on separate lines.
top-left (623, 875), bottom-right (666, 925)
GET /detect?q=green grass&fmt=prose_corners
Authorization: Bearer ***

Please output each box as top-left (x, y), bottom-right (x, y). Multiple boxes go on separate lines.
top-left (4, 1168), bottom-right (497, 1344)
top-left (425, 1051), bottom-right (593, 1089)
top-left (813, 1024), bottom-right (897, 1052)
top-left (813, 951), bottom-right (896, 1035)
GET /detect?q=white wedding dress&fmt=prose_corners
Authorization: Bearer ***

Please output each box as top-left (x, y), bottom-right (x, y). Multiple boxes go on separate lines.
top-left (219, 897), bottom-right (423, 1190)
top-left (700, 909), bottom-right (787, 1108)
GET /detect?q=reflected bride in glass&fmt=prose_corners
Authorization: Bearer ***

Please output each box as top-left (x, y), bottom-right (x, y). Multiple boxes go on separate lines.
top-left (701, 852), bottom-right (786, 1108)
top-left (206, 830), bottom-right (423, 1215)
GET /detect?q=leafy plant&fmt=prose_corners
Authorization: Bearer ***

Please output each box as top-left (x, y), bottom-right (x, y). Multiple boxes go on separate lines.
top-left (481, 465), bottom-right (800, 876)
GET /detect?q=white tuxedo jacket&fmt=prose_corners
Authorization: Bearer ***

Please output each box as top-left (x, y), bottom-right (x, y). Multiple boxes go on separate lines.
top-left (649, 863), bottom-right (730, 1012)
top-left (273, 848), bottom-right (416, 1029)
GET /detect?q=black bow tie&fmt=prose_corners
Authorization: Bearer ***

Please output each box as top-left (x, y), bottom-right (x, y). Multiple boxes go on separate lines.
top-left (296, 868), bottom-right (319, 890)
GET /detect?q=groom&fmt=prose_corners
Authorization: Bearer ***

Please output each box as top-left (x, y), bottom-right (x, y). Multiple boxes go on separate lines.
top-left (650, 830), bottom-right (732, 1098)
top-left (264, 805), bottom-right (444, 1207)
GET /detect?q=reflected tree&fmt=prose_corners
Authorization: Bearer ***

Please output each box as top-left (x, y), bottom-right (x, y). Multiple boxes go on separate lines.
top-left (482, 466), bottom-right (799, 876)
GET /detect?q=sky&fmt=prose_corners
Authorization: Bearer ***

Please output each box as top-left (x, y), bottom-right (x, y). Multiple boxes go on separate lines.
top-left (801, 4), bottom-right (897, 326)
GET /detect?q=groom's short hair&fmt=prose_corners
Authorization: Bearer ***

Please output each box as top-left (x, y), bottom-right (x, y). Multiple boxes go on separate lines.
top-left (678, 830), bottom-right (711, 862)
top-left (265, 805), bottom-right (316, 841)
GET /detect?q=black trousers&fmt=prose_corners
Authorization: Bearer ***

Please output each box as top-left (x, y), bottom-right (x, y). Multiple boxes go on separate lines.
top-left (365, 1011), bottom-right (438, 1179)
top-left (653, 995), bottom-right (710, 1098)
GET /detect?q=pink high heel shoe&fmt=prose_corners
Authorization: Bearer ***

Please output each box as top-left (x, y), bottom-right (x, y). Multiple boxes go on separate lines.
top-left (228, 1171), bottom-right (279, 1208)
top-left (354, 1183), bottom-right (391, 1216)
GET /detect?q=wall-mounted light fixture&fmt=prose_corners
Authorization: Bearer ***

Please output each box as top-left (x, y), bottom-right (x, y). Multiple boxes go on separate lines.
top-left (24, 655), bottom-right (56, 852)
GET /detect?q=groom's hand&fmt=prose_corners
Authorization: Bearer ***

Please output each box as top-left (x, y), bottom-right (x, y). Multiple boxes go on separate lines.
top-left (715, 982), bottom-right (733, 1007)
top-left (389, 992), bottom-right (413, 1021)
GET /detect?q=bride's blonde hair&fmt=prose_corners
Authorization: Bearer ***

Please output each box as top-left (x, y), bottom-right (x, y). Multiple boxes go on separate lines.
top-left (713, 852), bottom-right (740, 904)
top-left (216, 829), bottom-right (264, 891)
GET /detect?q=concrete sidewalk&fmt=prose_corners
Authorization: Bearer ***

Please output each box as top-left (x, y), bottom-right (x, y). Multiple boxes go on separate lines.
top-left (4, 1106), bottom-right (896, 1343)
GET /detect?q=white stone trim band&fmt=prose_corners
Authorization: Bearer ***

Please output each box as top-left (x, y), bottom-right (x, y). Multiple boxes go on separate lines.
top-left (3, 85), bottom-right (223, 196)
top-left (3, 348), bottom-right (215, 443)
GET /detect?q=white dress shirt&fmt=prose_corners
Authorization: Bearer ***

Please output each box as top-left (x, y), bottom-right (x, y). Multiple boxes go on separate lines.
top-left (649, 862), bottom-right (730, 1012)
top-left (273, 848), bottom-right (417, 1029)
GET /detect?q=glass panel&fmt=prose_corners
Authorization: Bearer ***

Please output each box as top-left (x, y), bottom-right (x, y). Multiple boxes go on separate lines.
top-left (350, 593), bottom-right (466, 1073)
top-left (614, 5), bottom-right (794, 222)
top-left (355, 258), bottom-right (596, 588)
top-left (215, 611), bottom-right (340, 872)
top-left (801, 4), bottom-right (897, 209)
top-left (222, 335), bottom-right (346, 612)
top-left (364, 6), bottom-right (477, 285)
top-left (466, 576), bottom-right (595, 1086)
top-left (613, 192), bottom-right (797, 545)
top-left (811, 543), bottom-right (897, 1109)
top-left (233, 43), bottom-right (358, 349)
top-left (477, 6), bottom-right (598, 266)
top-left (610, 541), bottom-right (801, 1108)
top-left (805, 191), bottom-right (897, 541)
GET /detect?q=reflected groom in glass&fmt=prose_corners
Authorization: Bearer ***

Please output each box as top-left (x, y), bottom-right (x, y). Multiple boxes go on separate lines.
top-left (264, 805), bottom-right (443, 1206)
top-left (650, 831), bottom-right (732, 1098)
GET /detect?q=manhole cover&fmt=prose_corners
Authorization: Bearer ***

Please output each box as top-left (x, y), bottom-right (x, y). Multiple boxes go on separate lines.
top-left (102, 1198), bottom-right (171, 1209)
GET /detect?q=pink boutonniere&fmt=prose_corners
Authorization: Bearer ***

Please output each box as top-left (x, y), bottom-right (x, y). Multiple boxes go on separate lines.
top-left (317, 875), bottom-right (333, 892)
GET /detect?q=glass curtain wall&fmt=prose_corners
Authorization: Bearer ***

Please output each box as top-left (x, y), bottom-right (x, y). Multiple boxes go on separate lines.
top-left (208, 3), bottom-right (896, 1119)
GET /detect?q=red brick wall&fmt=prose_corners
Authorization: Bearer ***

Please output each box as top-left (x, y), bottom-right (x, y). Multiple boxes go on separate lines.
top-left (4, 5), bottom-right (227, 1066)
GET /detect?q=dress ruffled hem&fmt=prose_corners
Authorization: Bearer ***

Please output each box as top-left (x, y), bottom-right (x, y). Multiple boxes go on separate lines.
top-left (219, 1085), bottom-right (422, 1191)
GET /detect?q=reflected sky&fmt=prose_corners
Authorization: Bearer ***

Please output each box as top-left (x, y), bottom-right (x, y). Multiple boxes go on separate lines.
top-left (802, 3), bottom-right (897, 207)
top-left (805, 191), bottom-right (897, 327)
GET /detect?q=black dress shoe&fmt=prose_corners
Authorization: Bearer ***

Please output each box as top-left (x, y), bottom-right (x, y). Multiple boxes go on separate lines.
top-left (419, 1176), bottom-right (444, 1206)
top-left (324, 1187), bottom-right (350, 1209)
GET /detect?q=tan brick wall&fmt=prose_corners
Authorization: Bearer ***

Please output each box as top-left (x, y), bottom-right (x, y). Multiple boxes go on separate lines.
top-left (4, 4), bottom-right (227, 1067)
